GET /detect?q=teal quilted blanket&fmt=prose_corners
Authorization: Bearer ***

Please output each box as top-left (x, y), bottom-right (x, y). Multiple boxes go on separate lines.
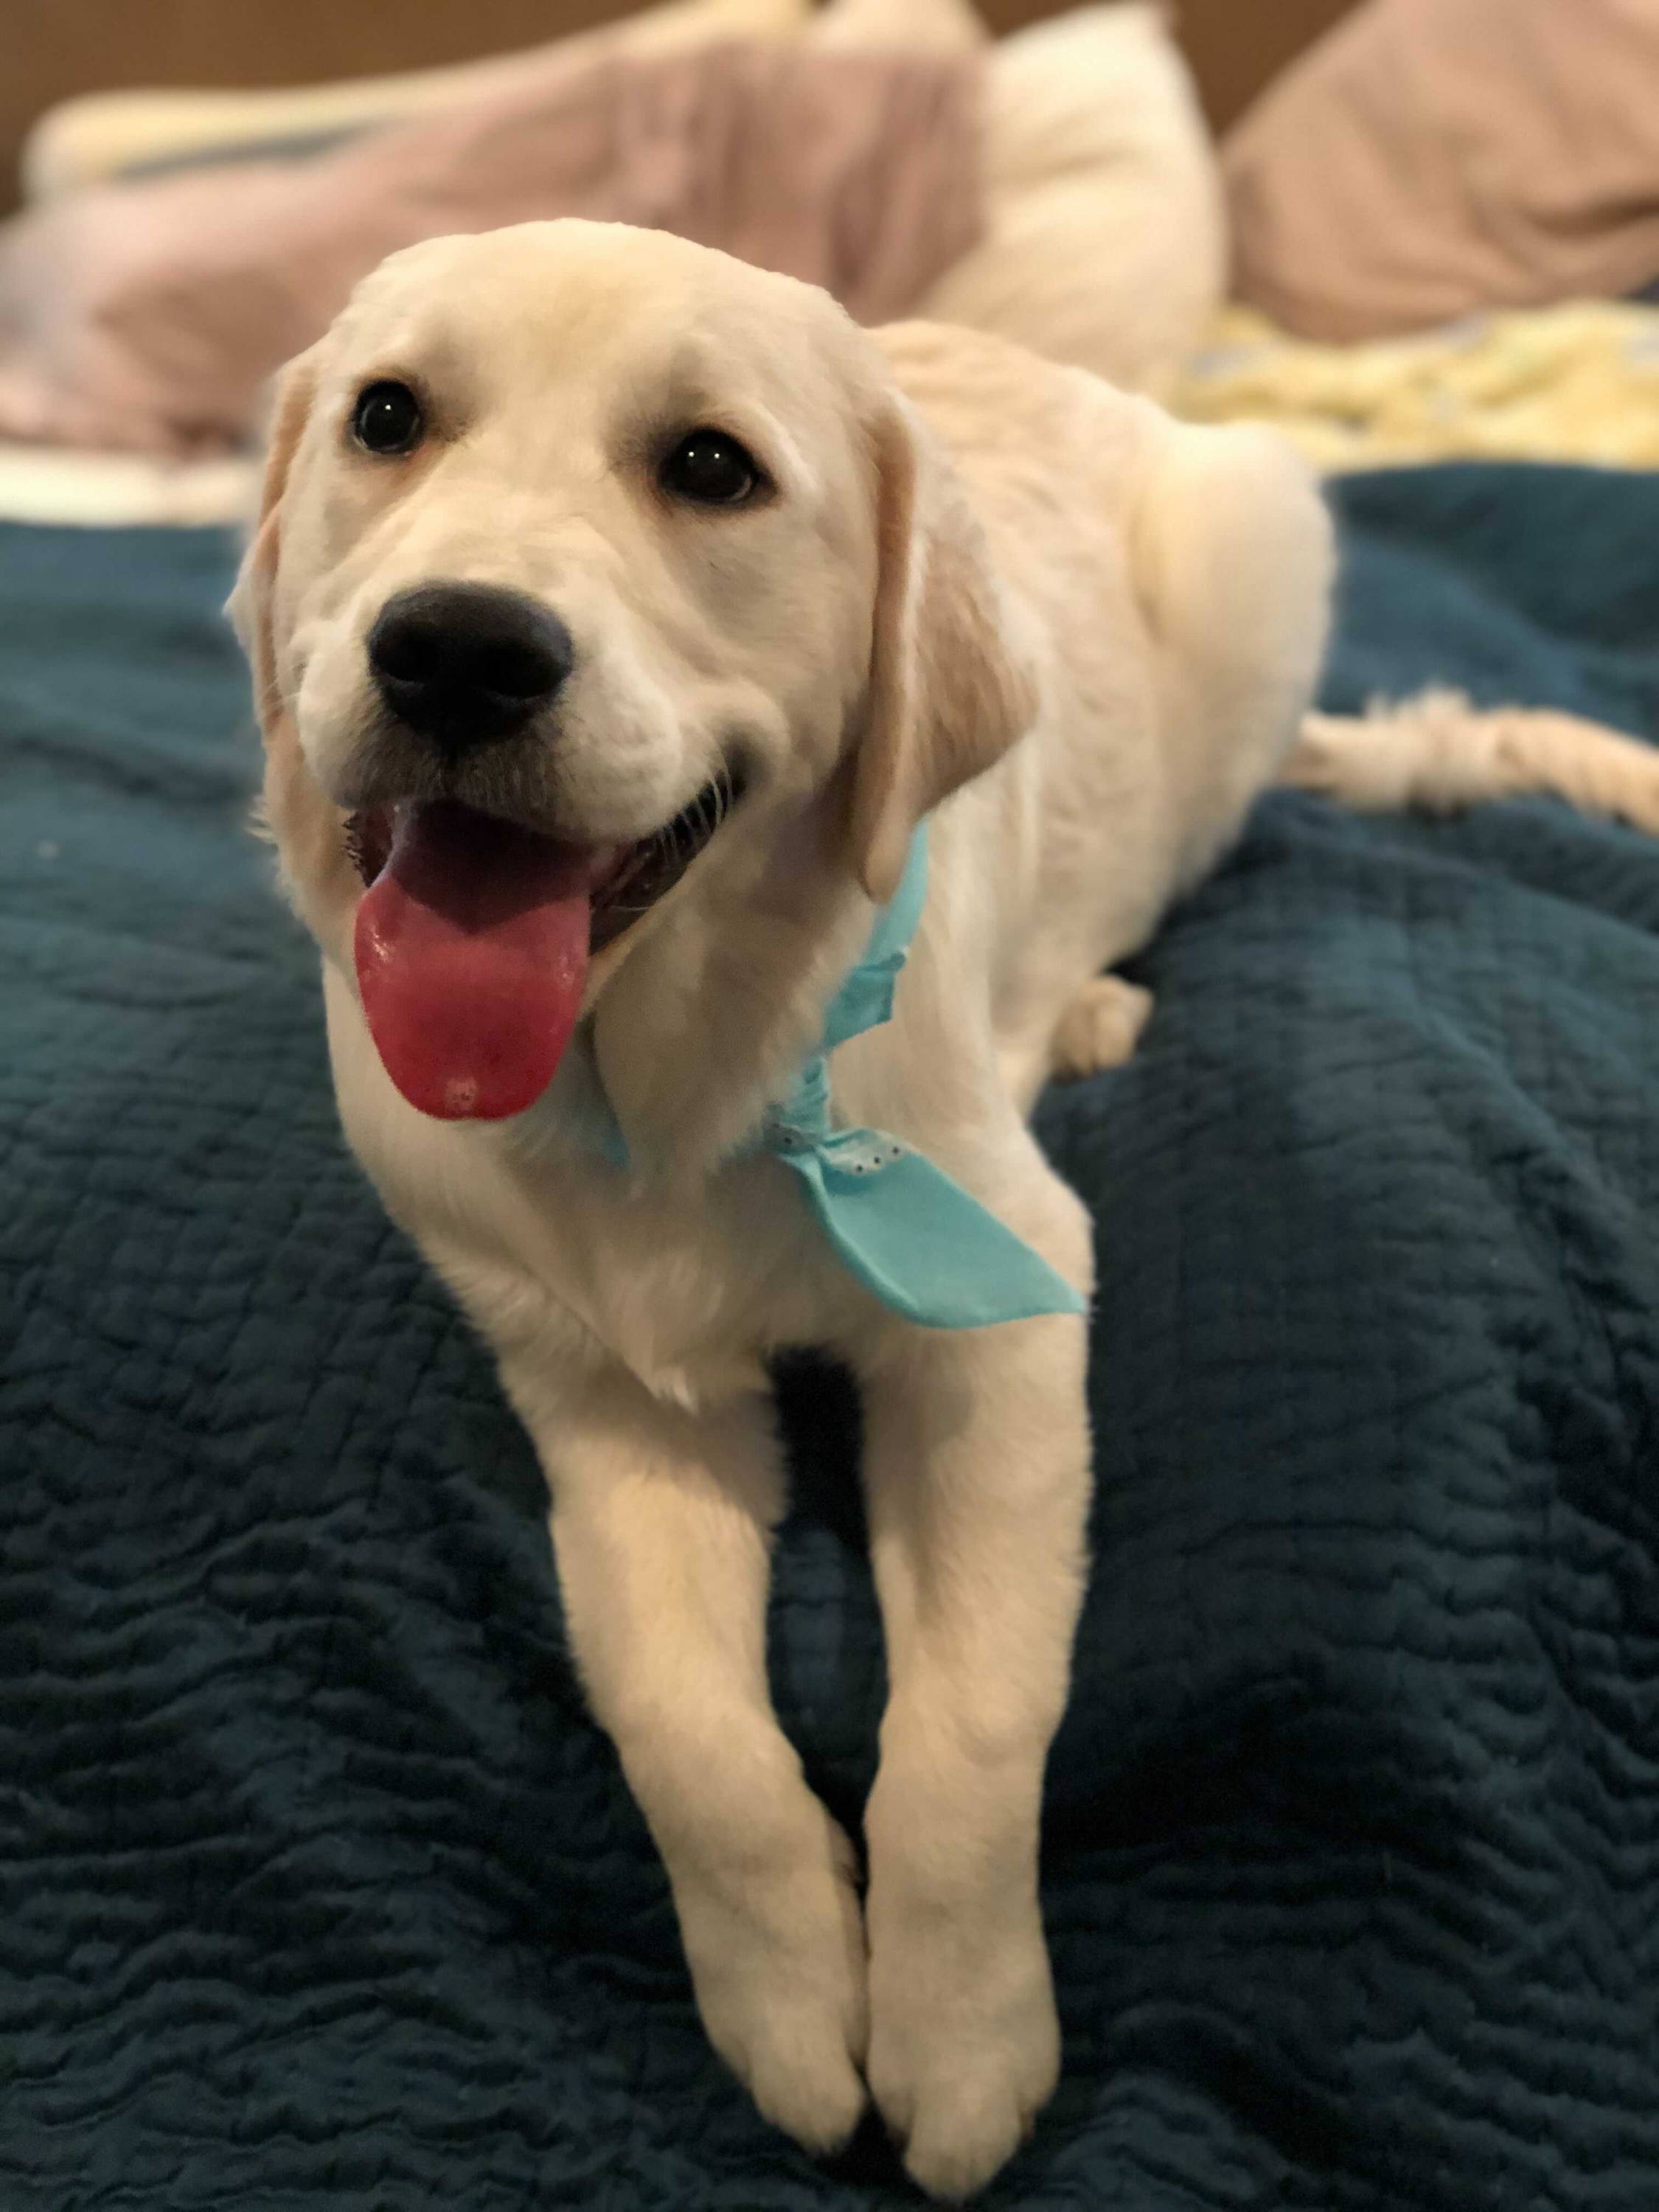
top-left (4, 466), bottom-right (1658, 2209)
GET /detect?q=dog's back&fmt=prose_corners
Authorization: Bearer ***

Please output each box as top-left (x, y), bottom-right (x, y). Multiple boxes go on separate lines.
top-left (874, 319), bottom-right (1334, 1105)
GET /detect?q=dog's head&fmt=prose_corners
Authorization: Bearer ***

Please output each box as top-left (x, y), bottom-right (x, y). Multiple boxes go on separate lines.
top-left (232, 221), bottom-right (1034, 1134)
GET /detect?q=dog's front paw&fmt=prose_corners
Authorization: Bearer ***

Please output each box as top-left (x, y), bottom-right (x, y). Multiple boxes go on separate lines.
top-left (675, 1804), bottom-right (869, 2157)
top-left (866, 1901), bottom-right (1059, 2199)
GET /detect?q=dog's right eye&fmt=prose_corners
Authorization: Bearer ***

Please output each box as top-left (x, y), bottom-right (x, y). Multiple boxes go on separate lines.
top-left (352, 380), bottom-right (424, 457)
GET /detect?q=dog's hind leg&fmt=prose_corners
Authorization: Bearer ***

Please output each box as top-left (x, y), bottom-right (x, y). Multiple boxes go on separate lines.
top-left (1048, 973), bottom-right (1153, 1081)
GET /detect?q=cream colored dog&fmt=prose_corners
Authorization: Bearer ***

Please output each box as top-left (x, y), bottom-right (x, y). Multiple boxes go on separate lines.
top-left (231, 217), bottom-right (1338, 2198)
top-left (235, 218), bottom-right (1659, 2197)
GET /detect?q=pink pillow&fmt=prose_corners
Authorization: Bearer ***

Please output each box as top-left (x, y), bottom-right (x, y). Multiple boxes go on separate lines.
top-left (1225, 0), bottom-right (1659, 342)
top-left (0, 40), bottom-right (980, 456)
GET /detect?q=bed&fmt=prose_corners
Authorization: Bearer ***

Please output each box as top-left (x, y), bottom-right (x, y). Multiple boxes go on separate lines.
top-left (4, 459), bottom-right (1658, 2209)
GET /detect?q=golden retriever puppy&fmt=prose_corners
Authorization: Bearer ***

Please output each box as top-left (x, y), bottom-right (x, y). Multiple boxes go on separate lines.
top-left (232, 219), bottom-right (1332, 2199)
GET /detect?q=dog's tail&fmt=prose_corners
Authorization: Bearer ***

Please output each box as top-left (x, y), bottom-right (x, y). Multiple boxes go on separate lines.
top-left (1281, 688), bottom-right (1659, 835)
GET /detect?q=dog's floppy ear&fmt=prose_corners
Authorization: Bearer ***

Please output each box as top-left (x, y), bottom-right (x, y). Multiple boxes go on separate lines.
top-left (846, 396), bottom-right (1038, 902)
top-left (227, 345), bottom-right (359, 941)
top-left (226, 345), bottom-right (321, 730)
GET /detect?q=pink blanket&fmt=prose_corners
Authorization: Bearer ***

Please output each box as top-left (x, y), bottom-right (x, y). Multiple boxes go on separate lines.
top-left (0, 41), bottom-right (981, 456)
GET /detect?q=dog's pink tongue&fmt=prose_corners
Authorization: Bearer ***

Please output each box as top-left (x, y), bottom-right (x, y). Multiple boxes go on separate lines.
top-left (353, 801), bottom-right (601, 1121)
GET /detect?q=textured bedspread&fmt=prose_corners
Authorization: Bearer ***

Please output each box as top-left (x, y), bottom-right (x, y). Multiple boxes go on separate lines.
top-left (4, 465), bottom-right (1658, 2210)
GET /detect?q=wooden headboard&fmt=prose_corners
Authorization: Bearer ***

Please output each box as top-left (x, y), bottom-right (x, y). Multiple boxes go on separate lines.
top-left (2, 0), bottom-right (1360, 215)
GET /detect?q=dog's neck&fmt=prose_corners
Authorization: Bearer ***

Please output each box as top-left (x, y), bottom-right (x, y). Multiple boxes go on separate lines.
top-left (572, 801), bottom-right (878, 1186)
top-left (525, 823), bottom-right (1086, 1331)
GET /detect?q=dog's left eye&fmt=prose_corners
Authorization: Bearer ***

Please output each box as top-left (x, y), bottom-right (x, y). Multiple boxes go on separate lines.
top-left (660, 430), bottom-right (762, 507)
top-left (352, 380), bottom-right (424, 457)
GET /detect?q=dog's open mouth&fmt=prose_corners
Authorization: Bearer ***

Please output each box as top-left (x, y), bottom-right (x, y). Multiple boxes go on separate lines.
top-left (344, 771), bottom-right (740, 1124)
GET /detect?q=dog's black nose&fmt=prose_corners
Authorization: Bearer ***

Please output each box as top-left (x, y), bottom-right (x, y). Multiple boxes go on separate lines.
top-left (367, 582), bottom-right (574, 750)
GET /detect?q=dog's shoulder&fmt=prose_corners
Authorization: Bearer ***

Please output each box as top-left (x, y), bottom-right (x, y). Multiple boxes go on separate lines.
top-left (870, 319), bottom-right (1154, 512)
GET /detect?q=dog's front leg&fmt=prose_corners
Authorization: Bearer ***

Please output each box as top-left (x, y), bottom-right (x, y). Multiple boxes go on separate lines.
top-left (855, 1307), bottom-right (1092, 2199)
top-left (499, 1353), bottom-right (868, 2154)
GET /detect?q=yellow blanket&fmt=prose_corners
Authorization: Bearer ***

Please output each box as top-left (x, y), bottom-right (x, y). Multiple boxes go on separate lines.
top-left (1172, 301), bottom-right (1659, 472)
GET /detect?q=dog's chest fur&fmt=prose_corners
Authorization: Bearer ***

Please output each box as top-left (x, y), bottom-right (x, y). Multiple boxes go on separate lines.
top-left (324, 962), bottom-right (874, 1408)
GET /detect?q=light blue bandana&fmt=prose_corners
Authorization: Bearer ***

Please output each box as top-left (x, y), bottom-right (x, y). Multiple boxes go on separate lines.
top-left (591, 827), bottom-right (1085, 1331)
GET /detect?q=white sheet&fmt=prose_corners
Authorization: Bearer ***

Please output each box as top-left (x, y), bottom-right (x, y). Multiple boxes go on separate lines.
top-left (0, 445), bottom-right (255, 526)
